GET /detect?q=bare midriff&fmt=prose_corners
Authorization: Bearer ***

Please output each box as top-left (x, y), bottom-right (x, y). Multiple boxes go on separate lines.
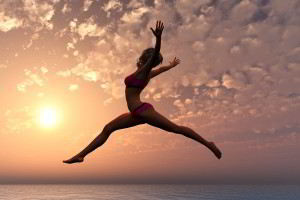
top-left (125, 77), bottom-right (151, 112)
top-left (125, 87), bottom-right (144, 112)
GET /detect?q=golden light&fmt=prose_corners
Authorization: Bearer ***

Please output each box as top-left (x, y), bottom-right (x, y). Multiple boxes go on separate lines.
top-left (38, 107), bottom-right (59, 128)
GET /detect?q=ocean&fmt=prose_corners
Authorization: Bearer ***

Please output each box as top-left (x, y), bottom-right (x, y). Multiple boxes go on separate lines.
top-left (0, 184), bottom-right (299, 200)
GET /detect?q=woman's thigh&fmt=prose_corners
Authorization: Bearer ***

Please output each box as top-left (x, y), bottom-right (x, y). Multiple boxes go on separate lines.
top-left (139, 108), bottom-right (181, 133)
top-left (106, 112), bottom-right (145, 132)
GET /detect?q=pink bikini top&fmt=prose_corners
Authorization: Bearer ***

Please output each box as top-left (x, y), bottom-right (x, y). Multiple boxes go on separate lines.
top-left (124, 73), bottom-right (148, 89)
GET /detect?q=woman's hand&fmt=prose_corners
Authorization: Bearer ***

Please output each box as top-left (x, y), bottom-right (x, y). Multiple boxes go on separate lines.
top-left (169, 57), bottom-right (181, 68)
top-left (150, 20), bottom-right (164, 38)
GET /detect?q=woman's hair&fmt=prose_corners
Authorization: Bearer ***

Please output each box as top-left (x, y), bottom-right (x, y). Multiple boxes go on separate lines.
top-left (137, 48), bottom-right (163, 67)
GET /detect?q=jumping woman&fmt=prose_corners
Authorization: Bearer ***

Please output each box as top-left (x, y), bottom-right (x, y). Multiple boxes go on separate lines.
top-left (63, 20), bottom-right (222, 164)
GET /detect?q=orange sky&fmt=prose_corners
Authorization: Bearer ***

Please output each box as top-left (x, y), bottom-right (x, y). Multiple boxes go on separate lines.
top-left (0, 0), bottom-right (299, 184)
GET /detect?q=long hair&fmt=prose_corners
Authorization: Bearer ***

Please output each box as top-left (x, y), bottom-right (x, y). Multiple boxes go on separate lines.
top-left (137, 48), bottom-right (163, 67)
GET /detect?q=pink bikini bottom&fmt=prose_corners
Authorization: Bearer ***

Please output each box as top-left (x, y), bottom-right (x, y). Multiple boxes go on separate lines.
top-left (131, 102), bottom-right (154, 118)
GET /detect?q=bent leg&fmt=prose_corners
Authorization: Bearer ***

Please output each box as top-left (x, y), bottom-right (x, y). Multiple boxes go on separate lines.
top-left (63, 112), bottom-right (145, 164)
top-left (139, 108), bottom-right (222, 159)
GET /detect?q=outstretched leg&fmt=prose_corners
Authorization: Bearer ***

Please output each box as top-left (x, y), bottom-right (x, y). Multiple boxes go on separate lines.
top-left (140, 108), bottom-right (222, 159)
top-left (63, 112), bottom-right (145, 164)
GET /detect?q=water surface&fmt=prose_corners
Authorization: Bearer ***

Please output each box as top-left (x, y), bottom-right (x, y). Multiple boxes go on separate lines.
top-left (0, 184), bottom-right (299, 200)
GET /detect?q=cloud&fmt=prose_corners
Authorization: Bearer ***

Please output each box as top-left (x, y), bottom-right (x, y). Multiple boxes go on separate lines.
top-left (4, 106), bottom-right (35, 133)
top-left (250, 8), bottom-right (269, 23)
top-left (222, 72), bottom-right (247, 90)
top-left (192, 41), bottom-right (206, 52)
top-left (17, 69), bottom-right (46, 93)
top-left (0, 12), bottom-right (23, 32)
top-left (22, 0), bottom-right (56, 30)
top-left (61, 3), bottom-right (71, 14)
top-left (121, 7), bottom-right (149, 24)
top-left (0, 0), bottom-right (58, 32)
top-left (206, 79), bottom-right (221, 87)
top-left (68, 84), bottom-right (79, 91)
top-left (103, 97), bottom-right (113, 106)
top-left (83, 0), bottom-right (93, 12)
top-left (6, 0), bottom-right (299, 145)
top-left (70, 63), bottom-right (100, 82)
top-left (40, 67), bottom-right (48, 74)
top-left (102, 0), bottom-right (123, 17)
top-left (70, 17), bottom-right (110, 40)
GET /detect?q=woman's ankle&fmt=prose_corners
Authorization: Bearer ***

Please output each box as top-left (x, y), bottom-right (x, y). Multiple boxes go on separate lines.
top-left (76, 154), bottom-right (85, 159)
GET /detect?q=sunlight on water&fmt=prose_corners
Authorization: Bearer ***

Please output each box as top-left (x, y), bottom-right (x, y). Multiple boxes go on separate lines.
top-left (0, 184), bottom-right (299, 200)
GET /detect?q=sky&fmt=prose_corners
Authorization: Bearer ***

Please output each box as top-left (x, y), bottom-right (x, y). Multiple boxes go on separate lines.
top-left (0, 0), bottom-right (299, 184)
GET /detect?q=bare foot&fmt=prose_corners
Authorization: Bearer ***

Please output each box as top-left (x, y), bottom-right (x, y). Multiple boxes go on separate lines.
top-left (207, 142), bottom-right (222, 159)
top-left (63, 156), bottom-right (84, 164)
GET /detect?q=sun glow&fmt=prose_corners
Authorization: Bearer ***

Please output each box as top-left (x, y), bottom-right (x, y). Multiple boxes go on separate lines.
top-left (38, 107), bottom-right (59, 128)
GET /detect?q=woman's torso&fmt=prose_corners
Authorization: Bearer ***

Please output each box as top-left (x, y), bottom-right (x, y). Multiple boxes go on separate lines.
top-left (124, 70), bottom-right (150, 112)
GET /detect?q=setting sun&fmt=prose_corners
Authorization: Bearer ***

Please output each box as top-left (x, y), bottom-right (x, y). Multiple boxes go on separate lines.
top-left (38, 107), bottom-right (59, 128)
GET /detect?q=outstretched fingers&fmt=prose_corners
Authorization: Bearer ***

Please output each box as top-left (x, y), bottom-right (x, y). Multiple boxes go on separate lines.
top-left (150, 20), bottom-right (164, 37)
top-left (157, 20), bottom-right (164, 31)
top-left (169, 57), bottom-right (181, 67)
top-left (150, 27), bottom-right (155, 34)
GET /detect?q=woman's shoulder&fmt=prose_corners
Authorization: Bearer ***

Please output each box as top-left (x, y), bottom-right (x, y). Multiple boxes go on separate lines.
top-left (135, 68), bottom-right (151, 80)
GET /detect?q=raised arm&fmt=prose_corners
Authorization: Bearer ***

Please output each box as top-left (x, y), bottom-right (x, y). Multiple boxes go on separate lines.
top-left (150, 57), bottom-right (181, 78)
top-left (140, 21), bottom-right (164, 74)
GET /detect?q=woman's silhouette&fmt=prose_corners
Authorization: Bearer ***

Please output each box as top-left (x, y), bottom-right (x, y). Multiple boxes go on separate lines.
top-left (63, 20), bottom-right (222, 164)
